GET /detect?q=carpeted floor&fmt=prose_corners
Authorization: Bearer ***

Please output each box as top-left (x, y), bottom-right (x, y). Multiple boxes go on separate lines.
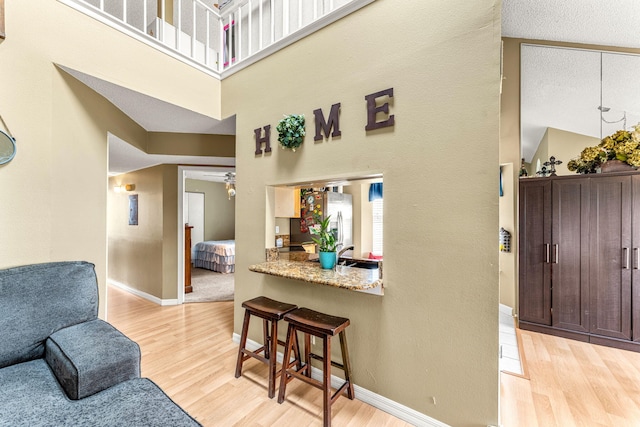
top-left (185, 268), bottom-right (234, 303)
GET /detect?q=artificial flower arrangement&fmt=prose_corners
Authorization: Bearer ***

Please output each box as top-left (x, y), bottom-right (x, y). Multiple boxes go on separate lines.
top-left (276, 114), bottom-right (306, 151)
top-left (567, 124), bottom-right (640, 174)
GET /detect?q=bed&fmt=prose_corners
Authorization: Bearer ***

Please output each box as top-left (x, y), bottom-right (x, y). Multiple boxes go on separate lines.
top-left (192, 240), bottom-right (235, 273)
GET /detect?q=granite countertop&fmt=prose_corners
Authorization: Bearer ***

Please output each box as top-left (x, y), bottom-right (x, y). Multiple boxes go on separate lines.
top-left (248, 260), bottom-right (383, 294)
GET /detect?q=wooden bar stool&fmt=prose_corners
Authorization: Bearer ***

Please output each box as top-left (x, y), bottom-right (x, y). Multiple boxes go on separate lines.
top-left (234, 296), bottom-right (300, 398)
top-left (277, 307), bottom-right (354, 427)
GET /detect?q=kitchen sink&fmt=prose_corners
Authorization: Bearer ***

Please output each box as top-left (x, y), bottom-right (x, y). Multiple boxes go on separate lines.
top-left (308, 257), bottom-right (379, 270)
top-left (339, 261), bottom-right (379, 269)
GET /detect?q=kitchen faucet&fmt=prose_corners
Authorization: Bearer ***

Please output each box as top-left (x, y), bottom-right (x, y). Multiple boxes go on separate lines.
top-left (337, 245), bottom-right (354, 257)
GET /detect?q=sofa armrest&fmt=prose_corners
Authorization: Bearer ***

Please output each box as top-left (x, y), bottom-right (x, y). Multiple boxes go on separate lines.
top-left (45, 319), bottom-right (140, 400)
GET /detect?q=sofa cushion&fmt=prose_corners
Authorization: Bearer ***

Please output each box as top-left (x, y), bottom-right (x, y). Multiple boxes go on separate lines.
top-left (0, 359), bottom-right (201, 426)
top-left (0, 261), bottom-right (98, 369)
top-left (45, 319), bottom-right (141, 400)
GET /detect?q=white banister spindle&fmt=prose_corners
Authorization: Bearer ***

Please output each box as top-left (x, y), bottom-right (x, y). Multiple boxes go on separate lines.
top-left (298, 0), bottom-right (302, 30)
top-left (259, 0), bottom-right (263, 50)
top-left (330, 0), bottom-right (334, 12)
top-left (226, 13), bottom-right (233, 68)
top-left (247, 0), bottom-right (252, 56)
top-left (270, 0), bottom-right (275, 43)
top-left (313, 0), bottom-right (317, 20)
top-left (122, 0), bottom-right (127, 23)
top-left (176, 0), bottom-right (182, 51)
top-left (143, 0), bottom-right (147, 34)
top-left (235, 6), bottom-right (240, 63)
top-left (218, 13), bottom-right (224, 72)
top-left (99, 0), bottom-right (104, 12)
top-left (192, 3), bottom-right (196, 58)
top-left (283, 0), bottom-right (289, 36)
top-left (205, 11), bottom-right (210, 66)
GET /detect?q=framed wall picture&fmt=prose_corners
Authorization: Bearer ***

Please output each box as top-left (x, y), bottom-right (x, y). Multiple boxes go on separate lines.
top-left (129, 194), bottom-right (138, 225)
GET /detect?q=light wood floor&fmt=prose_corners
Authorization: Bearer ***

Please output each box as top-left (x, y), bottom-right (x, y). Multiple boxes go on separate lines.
top-left (501, 328), bottom-right (640, 426)
top-left (110, 285), bottom-right (640, 426)
top-left (107, 286), bottom-right (412, 427)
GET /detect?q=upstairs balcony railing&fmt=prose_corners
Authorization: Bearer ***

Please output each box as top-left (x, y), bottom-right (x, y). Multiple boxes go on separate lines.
top-left (61, 0), bottom-right (374, 78)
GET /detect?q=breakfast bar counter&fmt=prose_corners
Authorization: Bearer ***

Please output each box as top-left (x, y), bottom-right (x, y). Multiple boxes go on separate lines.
top-left (248, 260), bottom-right (383, 295)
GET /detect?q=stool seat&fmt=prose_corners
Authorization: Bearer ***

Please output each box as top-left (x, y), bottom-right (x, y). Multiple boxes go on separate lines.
top-left (235, 296), bottom-right (299, 399)
top-left (283, 307), bottom-right (350, 336)
top-left (278, 307), bottom-right (354, 427)
top-left (242, 296), bottom-right (298, 320)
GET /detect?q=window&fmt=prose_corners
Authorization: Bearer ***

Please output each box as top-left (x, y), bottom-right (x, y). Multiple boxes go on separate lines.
top-left (372, 198), bottom-right (383, 256)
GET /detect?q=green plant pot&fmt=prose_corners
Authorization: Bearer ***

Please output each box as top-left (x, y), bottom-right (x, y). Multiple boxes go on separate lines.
top-left (318, 251), bottom-right (337, 269)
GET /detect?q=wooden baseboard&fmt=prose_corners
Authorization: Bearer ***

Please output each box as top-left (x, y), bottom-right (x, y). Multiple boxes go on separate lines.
top-left (108, 280), bottom-right (179, 306)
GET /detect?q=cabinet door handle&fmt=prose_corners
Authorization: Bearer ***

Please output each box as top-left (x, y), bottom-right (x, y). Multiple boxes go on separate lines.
top-left (544, 243), bottom-right (550, 264)
top-left (623, 248), bottom-right (630, 269)
top-left (635, 248), bottom-right (639, 270)
top-left (553, 244), bottom-right (559, 264)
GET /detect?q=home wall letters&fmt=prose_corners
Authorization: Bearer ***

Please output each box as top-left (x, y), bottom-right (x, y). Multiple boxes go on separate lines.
top-left (254, 87), bottom-right (394, 156)
top-left (254, 125), bottom-right (272, 155)
top-left (314, 103), bottom-right (341, 141)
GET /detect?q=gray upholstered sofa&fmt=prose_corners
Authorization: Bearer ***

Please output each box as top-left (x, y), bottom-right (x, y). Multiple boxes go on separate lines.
top-left (0, 261), bottom-right (201, 426)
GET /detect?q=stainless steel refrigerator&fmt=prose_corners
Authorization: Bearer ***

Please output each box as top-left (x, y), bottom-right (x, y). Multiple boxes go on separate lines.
top-left (290, 190), bottom-right (353, 249)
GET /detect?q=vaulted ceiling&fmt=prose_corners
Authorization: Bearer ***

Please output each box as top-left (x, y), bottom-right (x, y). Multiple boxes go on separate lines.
top-left (72, 1), bottom-right (640, 174)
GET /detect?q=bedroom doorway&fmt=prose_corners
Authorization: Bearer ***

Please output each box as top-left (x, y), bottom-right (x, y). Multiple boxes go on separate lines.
top-left (181, 167), bottom-right (236, 304)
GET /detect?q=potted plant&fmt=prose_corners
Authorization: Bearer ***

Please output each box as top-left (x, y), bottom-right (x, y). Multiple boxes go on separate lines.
top-left (309, 214), bottom-right (337, 269)
top-left (567, 124), bottom-right (640, 174)
top-left (276, 114), bottom-right (306, 151)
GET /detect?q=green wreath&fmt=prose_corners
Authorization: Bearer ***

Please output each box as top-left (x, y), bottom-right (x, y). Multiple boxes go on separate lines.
top-left (276, 114), bottom-right (306, 151)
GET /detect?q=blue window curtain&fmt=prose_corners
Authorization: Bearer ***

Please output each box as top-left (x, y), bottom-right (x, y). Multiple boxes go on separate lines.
top-left (369, 183), bottom-right (383, 201)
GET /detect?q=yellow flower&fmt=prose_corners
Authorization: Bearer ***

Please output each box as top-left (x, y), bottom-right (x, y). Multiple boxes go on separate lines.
top-left (572, 123), bottom-right (640, 173)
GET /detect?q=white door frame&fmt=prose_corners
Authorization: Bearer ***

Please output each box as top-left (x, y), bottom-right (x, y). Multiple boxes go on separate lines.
top-left (177, 165), bottom-right (234, 304)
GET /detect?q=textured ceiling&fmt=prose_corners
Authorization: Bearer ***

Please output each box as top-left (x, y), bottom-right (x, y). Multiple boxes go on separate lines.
top-left (503, 0), bottom-right (640, 163)
top-left (502, 0), bottom-right (640, 49)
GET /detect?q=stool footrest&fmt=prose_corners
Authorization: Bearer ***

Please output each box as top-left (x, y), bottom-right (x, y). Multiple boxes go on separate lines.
top-left (240, 348), bottom-right (269, 366)
top-left (308, 352), bottom-right (346, 371)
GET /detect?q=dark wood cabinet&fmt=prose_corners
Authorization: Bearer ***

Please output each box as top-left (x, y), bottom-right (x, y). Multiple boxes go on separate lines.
top-left (588, 176), bottom-right (632, 340)
top-left (519, 171), bottom-right (640, 352)
top-left (551, 178), bottom-right (590, 333)
top-left (518, 179), bottom-right (552, 325)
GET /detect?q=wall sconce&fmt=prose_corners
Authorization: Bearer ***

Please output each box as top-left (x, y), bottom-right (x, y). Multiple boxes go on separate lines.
top-left (224, 172), bottom-right (236, 200)
top-left (114, 184), bottom-right (135, 193)
top-left (226, 183), bottom-right (236, 200)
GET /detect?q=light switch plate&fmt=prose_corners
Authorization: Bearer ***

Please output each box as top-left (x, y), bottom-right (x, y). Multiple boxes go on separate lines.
top-left (275, 225), bottom-right (280, 233)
